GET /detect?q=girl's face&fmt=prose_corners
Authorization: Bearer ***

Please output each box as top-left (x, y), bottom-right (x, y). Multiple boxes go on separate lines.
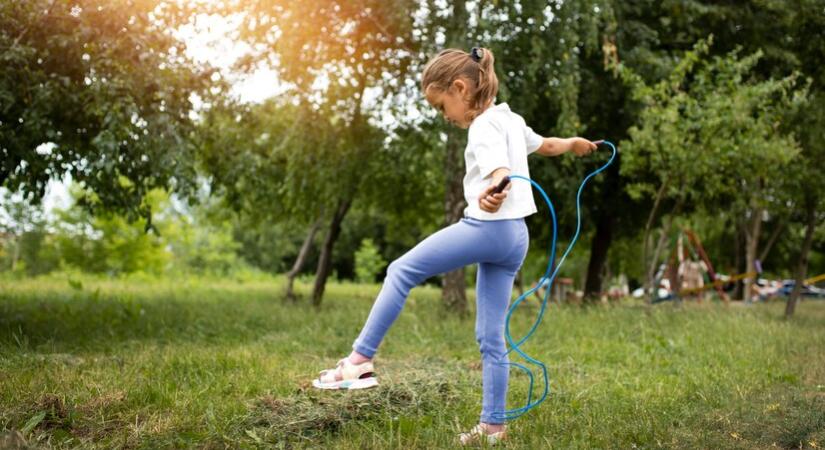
top-left (425, 79), bottom-right (471, 129)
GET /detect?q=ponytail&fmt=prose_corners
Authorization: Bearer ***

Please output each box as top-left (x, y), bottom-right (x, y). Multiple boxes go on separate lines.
top-left (470, 47), bottom-right (499, 120)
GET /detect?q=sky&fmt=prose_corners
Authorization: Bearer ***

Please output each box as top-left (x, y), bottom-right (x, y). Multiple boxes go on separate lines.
top-left (175, 12), bottom-right (285, 104)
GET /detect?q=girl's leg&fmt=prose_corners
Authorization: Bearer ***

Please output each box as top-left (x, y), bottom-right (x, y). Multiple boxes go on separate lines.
top-left (352, 218), bottom-right (515, 359)
top-left (476, 219), bottom-right (528, 427)
top-left (475, 261), bottom-right (519, 427)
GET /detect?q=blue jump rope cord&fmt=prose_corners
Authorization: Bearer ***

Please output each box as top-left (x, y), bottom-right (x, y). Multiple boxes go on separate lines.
top-left (490, 140), bottom-right (617, 422)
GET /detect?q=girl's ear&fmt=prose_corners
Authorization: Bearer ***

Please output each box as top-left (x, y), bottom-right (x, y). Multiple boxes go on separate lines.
top-left (452, 78), bottom-right (468, 96)
top-left (453, 78), bottom-right (470, 102)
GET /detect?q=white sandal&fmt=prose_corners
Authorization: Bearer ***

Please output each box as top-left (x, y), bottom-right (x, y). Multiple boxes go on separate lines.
top-left (312, 357), bottom-right (379, 390)
top-left (458, 423), bottom-right (507, 446)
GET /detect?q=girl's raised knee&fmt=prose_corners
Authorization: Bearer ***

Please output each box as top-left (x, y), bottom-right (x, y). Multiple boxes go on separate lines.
top-left (386, 259), bottom-right (405, 279)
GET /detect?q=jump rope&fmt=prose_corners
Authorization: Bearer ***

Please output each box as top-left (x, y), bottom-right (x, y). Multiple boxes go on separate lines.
top-left (487, 140), bottom-right (618, 422)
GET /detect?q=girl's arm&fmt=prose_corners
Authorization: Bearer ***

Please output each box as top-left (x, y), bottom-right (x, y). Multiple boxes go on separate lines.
top-left (481, 136), bottom-right (596, 212)
top-left (535, 137), bottom-right (597, 157)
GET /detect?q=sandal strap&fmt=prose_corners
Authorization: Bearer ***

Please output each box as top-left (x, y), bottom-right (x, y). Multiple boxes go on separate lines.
top-left (317, 358), bottom-right (376, 384)
top-left (459, 424), bottom-right (506, 442)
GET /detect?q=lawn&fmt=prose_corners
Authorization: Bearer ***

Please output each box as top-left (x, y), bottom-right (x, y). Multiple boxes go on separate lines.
top-left (1, 272), bottom-right (823, 449)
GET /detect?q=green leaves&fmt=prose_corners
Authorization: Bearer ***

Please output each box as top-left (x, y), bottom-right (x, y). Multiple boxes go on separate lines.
top-left (354, 238), bottom-right (387, 283)
top-left (0, 0), bottom-right (211, 227)
top-left (619, 37), bottom-right (803, 210)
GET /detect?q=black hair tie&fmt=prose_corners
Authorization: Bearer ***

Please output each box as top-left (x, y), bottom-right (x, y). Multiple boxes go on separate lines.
top-left (470, 47), bottom-right (482, 62)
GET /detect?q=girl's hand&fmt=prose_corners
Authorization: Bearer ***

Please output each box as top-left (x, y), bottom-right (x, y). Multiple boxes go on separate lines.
top-left (569, 137), bottom-right (598, 156)
top-left (478, 180), bottom-right (511, 213)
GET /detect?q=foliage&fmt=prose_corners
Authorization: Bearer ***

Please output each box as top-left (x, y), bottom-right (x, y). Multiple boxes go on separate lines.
top-left (619, 38), bottom-right (803, 208)
top-left (0, 188), bottom-right (53, 275)
top-left (0, 0), bottom-right (215, 228)
top-left (230, 219), bottom-right (304, 275)
top-left (354, 238), bottom-right (387, 283)
top-left (608, 0), bottom-right (825, 286)
top-left (616, 37), bottom-right (807, 285)
top-left (200, 0), bottom-right (424, 225)
top-left (2, 0), bottom-right (824, 292)
top-left (0, 183), bottom-right (249, 277)
top-left (51, 185), bottom-right (172, 275)
top-left (159, 199), bottom-right (244, 277)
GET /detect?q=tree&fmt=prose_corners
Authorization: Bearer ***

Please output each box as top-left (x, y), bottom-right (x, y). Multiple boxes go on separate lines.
top-left (199, 98), bottom-right (333, 299)
top-left (354, 238), bottom-right (387, 283)
top-left (407, 0), bottom-right (473, 314)
top-left (784, 92), bottom-right (825, 317)
top-left (618, 38), bottom-right (804, 300)
top-left (205, 0), bottom-right (420, 306)
top-left (0, 0), bottom-right (213, 229)
top-left (606, 0), bottom-right (824, 310)
top-left (0, 189), bottom-right (48, 273)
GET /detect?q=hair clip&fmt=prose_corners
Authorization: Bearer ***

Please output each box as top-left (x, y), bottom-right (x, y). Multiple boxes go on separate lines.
top-left (470, 47), bottom-right (482, 62)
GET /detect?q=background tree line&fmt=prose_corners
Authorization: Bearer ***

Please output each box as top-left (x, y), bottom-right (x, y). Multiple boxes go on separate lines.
top-left (2, 0), bottom-right (823, 317)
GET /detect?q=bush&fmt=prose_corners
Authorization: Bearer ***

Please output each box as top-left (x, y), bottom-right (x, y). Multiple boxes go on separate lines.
top-left (354, 238), bottom-right (387, 284)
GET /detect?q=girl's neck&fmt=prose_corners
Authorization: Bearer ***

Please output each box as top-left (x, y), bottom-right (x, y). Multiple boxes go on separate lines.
top-left (467, 99), bottom-right (495, 125)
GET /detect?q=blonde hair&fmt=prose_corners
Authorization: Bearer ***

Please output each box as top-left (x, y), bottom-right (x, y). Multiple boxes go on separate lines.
top-left (421, 47), bottom-right (499, 122)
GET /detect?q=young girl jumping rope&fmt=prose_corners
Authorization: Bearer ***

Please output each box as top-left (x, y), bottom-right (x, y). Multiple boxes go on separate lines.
top-left (312, 47), bottom-right (597, 445)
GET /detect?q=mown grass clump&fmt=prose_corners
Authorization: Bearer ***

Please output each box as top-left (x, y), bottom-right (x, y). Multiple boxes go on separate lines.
top-left (246, 359), bottom-right (462, 445)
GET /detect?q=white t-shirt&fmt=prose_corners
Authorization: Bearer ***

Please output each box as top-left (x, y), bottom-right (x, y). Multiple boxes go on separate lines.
top-left (463, 102), bottom-right (544, 220)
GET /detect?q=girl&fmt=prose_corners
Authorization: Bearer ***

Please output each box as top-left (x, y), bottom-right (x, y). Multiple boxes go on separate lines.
top-left (313, 47), bottom-right (596, 445)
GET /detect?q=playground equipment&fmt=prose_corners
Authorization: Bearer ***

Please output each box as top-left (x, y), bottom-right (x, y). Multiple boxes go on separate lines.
top-left (651, 227), bottom-right (825, 303)
top-left (651, 227), bottom-right (730, 303)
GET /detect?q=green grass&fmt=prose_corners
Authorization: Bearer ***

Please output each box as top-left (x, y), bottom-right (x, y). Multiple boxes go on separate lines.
top-left (1, 272), bottom-right (823, 449)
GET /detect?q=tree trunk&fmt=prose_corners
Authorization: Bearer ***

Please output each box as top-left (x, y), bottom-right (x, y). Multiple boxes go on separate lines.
top-left (442, 127), bottom-right (469, 316)
top-left (10, 236), bottom-right (21, 272)
top-left (584, 154), bottom-right (621, 303)
top-left (308, 62), bottom-right (367, 307)
top-left (645, 199), bottom-right (682, 303)
top-left (642, 181), bottom-right (668, 296)
top-left (758, 219), bottom-right (785, 263)
top-left (436, 0), bottom-right (470, 316)
top-left (646, 227), bottom-right (669, 303)
top-left (785, 203), bottom-right (817, 318)
top-left (667, 251), bottom-right (680, 301)
top-left (312, 198), bottom-right (353, 306)
top-left (733, 222), bottom-right (745, 300)
top-left (284, 217), bottom-right (323, 302)
top-left (743, 204), bottom-right (763, 302)
top-left (584, 214), bottom-right (614, 301)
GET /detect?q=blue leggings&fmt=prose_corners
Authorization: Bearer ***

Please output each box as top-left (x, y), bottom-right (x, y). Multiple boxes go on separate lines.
top-left (352, 216), bottom-right (529, 424)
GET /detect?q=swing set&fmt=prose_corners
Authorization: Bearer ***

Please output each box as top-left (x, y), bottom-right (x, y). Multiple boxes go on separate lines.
top-left (653, 228), bottom-right (825, 303)
top-left (652, 227), bottom-right (734, 304)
